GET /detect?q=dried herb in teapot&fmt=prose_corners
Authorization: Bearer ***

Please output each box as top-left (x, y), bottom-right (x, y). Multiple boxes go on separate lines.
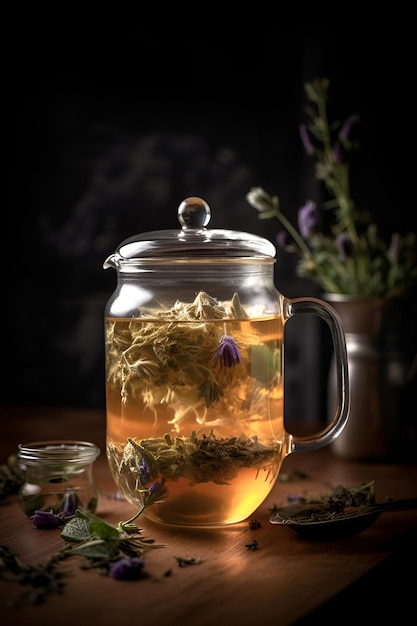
top-left (108, 430), bottom-right (280, 506)
top-left (106, 291), bottom-right (280, 418)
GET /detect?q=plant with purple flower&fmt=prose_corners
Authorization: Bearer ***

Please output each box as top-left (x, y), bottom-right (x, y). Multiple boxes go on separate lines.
top-left (247, 78), bottom-right (417, 297)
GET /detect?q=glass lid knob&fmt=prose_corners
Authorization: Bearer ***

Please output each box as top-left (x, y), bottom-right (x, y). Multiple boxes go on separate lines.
top-left (178, 197), bottom-right (211, 230)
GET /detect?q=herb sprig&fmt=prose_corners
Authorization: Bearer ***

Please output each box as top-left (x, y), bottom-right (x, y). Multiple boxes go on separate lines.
top-left (247, 79), bottom-right (417, 297)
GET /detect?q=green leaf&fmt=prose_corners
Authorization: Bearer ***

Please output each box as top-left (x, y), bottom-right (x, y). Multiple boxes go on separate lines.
top-left (61, 510), bottom-right (120, 543)
top-left (64, 538), bottom-right (121, 559)
top-left (250, 344), bottom-right (280, 383)
top-left (89, 519), bottom-right (120, 539)
top-left (61, 516), bottom-right (91, 542)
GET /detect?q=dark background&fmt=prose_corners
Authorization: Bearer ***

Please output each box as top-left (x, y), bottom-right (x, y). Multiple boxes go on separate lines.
top-left (5, 29), bottom-right (416, 424)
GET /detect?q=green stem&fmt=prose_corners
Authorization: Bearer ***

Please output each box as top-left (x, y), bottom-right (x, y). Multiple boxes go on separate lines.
top-left (315, 87), bottom-right (360, 247)
top-left (117, 505), bottom-right (146, 532)
top-left (275, 207), bottom-right (314, 260)
top-left (317, 93), bottom-right (333, 159)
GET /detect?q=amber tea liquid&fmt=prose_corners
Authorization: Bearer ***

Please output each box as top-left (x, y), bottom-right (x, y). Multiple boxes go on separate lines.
top-left (105, 316), bottom-right (286, 526)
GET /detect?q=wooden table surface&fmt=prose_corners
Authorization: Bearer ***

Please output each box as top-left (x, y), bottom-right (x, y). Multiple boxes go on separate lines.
top-left (1, 405), bottom-right (416, 625)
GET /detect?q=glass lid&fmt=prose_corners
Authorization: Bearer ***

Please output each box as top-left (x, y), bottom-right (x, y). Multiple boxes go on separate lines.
top-left (104, 197), bottom-right (276, 267)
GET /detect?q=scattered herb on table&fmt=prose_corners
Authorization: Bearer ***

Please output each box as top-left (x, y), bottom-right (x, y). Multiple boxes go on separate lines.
top-left (249, 519), bottom-right (262, 530)
top-left (0, 544), bottom-right (67, 606)
top-left (174, 556), bottom-right (204, 567)
top-left (1, 443), bottom-right (376, 606)
top-left (0, 481), bottom-right (168, 605)
top-left (245, 539), bottom-right (259, 551)
top-left (0, 455), bottom-right (25, 500)
top-left (0, 469), bottom-right (211, 607)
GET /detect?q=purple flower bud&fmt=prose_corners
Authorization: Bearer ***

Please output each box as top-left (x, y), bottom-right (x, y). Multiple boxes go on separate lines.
top-left (276, 230), bottom-right (290, 248)
top-left (336, 233), bottom-right (353, 260)
top-left (339, 114), bottom-right (360, 143)
top-left (31, 510), bottom-right (65, 529)
top-left (143, 480), bottom-right (169, 507)
top-left (299, 124), bottom-right (316, 156)
top-left (148, 481), bottom-right (162, 496)
top-left (109, 557), bottom-right (146, 580)
top-left (139, 457), bottom-right (151, 486)
top-left (298, 201), bottom-right (319, 239)
top-left (333, 141), bottom-right (344, 164)
top-left (212, 335), bottom-right (242, 368)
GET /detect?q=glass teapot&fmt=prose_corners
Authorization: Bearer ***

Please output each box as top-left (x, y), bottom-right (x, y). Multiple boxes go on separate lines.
top-left (103, 197), bottom-right (349, 527)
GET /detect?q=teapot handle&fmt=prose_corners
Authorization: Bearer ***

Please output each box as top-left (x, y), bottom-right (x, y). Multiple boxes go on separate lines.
top-left (284, 297), bottom-right (350, 452)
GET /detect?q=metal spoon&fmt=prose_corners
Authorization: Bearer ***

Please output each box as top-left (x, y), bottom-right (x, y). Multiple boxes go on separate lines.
top-left (269, 497), bottom-right (417, 540)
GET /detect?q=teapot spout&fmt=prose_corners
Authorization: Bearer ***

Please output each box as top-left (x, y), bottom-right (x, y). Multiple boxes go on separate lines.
top-left (103, 253), bottom-right (120, 270)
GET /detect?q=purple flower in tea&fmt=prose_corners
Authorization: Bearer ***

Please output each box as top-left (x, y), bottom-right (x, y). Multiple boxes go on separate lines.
top-left (298, 200), bottom-right (319, 239)
top-left (144, 480), bottom-right (169, 506)
top-left (109, 557), bottom-right (146, 580)
top-left (139, 456), bottom-right (151, 486)
top-left (148, 481), bottom-right (162, 496)
top-left (212, 335), bottom-right (242, 368)
top-left (31, 510), bottom-right (66, 529)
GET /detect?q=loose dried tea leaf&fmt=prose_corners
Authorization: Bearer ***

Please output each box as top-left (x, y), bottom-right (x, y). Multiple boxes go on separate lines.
top-left (270, 481), bottom-right (376, 524)
top-left (174, 556), bottom-right (204, 567)
top-left (314, 482), bottom-right (376, 508)
top-left (0, 545), bottom-right (67, 606)
top-left (248, 519), bottom-right (262, 530)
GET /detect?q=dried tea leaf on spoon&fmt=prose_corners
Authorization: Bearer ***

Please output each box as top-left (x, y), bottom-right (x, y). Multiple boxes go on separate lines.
top-left (270, 480), bottom-right (376, 524)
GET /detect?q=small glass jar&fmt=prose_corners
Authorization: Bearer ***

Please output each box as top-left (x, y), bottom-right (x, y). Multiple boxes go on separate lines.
top-left (17, 440), bottom-right (100, 517)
